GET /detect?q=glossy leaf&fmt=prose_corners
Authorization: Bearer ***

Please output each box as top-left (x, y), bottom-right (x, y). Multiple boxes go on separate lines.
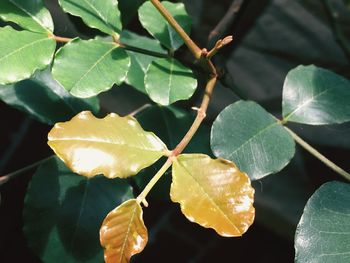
top-left (100, 199), bottom-right (148, 263)
top-left (171, 154), bottom-right (255, 237)
top-left (52, 38), bottom-right (130, 98)
top-left (48, 111), bottom-right (168, 178)
top-left (0, 26), bottom-right (55, 85)
top-left (145, 58), bottom-right (197, 105)
top-left (0, 70), bottom-right (99, 124)
top-left (138, 1), bottom-right (192, 50)
top-left (0, 0), bottom-right (54, 33)
top-left (211, 101), bottom-right (295, 180)
top-left (295, 181), bottom-right (350, 263)
top-left (58, 0), bottom-right (122, 36)
top-left (283, 65), bottom-right (350, 125)
top-left (135, 105), bottom-right (212, 200)
top-left (23, 157), bottom-right (133, 263)
top-left (121, 30), bottom-right (167, 93)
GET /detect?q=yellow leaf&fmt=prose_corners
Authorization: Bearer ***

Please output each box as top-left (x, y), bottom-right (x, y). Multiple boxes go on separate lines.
top-left (100, 199), bottom-right (148, 263)
top-left (171, 154), bottom-right (255, 237)
top-left (48, 111), bottom-right (168, 178)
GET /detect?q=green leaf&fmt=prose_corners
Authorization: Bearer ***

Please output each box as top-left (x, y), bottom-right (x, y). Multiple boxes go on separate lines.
top-left (120, 30), bottom-right (167, 93)
top-left (138, 1), bottom-right (192, 50)
top-left (0, 26), bottom-right (56, 85)
top-left (23, 157), bottom-right (134, 263)
top-left (295, 181), bottom-right (350, 263)
top-left (282, 65), bottom-right (350, 125)
top-left (171, 154), bottom-right (255, 237)
top-left (211, 100), bottom-right (295, 180)
top-left (52, 38), bottom-right (130, 98)
top-left (145, 58), bottom-right (197, 105)
top-left (48, 111), bottom-right (169, 179)
top-left (58, 0), bottom-right (122, 36)
top-left (135, 105), bottom-right (212, 200)
top-left (100, 199), bottom-right (148, 263)
top-left (0, 0), bottom-right (54, 33)
top-left (0, 70), bottom-right (99, 125)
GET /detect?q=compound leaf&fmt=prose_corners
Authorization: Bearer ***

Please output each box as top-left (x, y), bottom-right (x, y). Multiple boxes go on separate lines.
top-left (138, 1), bottom-right (192, 50)
top-left (100, 199), bottom-right (148, 263)
top-left (58, 0), bottom-right (122, 36)
top-left (145, 58), bottom-right (197, 105)
top-left (0, 70), bottom-right (99, 124)
top-left (171, 154), bottom-right (255, 237)
top-left (0, 0), bottom-right (54, 33)
top-left (52, 38), bottom-right (130, 98)
top-left (135, 106), bottom-right (212, 200)
top-left (295, 181), bottom-right (350, 263)
top-left (23, 157), bottom-right (133, 263)
top-left (48, 111), bottom-right (168, 178)
top-left (0, 26), bottom-right (55, 85)
top-left (283, 65), bottom-right (350, 125)
top-left (211, 100), bottom-right (295, 180)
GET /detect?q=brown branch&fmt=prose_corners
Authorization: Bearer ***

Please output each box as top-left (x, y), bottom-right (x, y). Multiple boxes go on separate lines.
top-left (208, 0), bottom-right (245, 46)
top-left (150, 0), bottom-right (202, 59)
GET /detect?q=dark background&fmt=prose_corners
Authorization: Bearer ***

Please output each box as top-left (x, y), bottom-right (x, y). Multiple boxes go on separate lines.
top-left (1, 0), bottom-right (350, 262)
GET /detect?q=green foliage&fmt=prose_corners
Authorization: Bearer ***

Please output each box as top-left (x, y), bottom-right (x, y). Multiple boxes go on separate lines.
top-left (0, 0), bottom-right (54, 33)
top-left (0, 26), bottom-right (55, 85)
top-left (58, 0), bottom-right (122, 35)
top-left (121, 30), bottom-right (167, 93)
top-left (138, 1), bottom-right (192, 50)
top-left (211, 101), bottom-right (295, 180)
top-left (295, 181), bottom-right (350, 263)
top-left (0, 1), bottom-right (349, 262)
top-left (23, 157), bottom-right (133, 263)
top-left (52, 38), bottom-right (130, 98)
top-left (0, 70), bottom-right (99, 124)
top-left (283, 65), bottom-right (350, 125)
top-left (145, 58), bottom-right (197, 105)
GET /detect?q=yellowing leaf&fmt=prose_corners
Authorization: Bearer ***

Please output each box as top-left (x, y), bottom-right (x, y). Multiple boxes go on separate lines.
top-left (100, 199), bottom-right (148, 263)
top-left (171, 154), bottom-right (255, 237)
top-left (48, 111), bottom-right (168, 178)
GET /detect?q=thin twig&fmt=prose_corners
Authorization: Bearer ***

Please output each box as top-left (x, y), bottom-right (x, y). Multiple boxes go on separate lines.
top-left (284, 126), bottom-right (350, 181)
top-left (208, 0), bottom-right (245, 46)
top-left (0, 156), bottom-right (55, 186)
top-left (150, 0), bottom-right (202, 59)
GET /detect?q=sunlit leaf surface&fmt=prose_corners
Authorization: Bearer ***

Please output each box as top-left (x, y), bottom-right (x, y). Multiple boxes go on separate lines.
top-left (145, 58), bottom-right (197, 105)
top-left (171, 154), bottom-right (255, 237)
top-left (0, 0), bottom-right (54, 33)
top-left (138, 1), bottom-right (192, 50)
top-left (58, 0), bottom-right (122, 35)
top-left (0, 26), bottom-right (55, 85)
top-left (52, 38), bottom-right (130, 98)
top-left (283, 65), bottom-right (350, 125)
top-left (48, 111), bottom-right (168, 178)
top-left (100, 199), bottom-right (148, 263)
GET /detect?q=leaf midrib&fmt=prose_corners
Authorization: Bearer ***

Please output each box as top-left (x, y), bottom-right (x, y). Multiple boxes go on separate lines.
top-left (50, 138), bottom-right (165, 153)
top-left (176, 160), bottom-right (241, 234)
top-left (0, 36), bottom-right (50, 63)
top-left (285, 88), bottom-right (331, 120)
top-left (227, 122), bottom-right (278, 160)
top-left (119, 202), bottom-right (137, 263)
top-left (71, 45), bottom-right (117, 90)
